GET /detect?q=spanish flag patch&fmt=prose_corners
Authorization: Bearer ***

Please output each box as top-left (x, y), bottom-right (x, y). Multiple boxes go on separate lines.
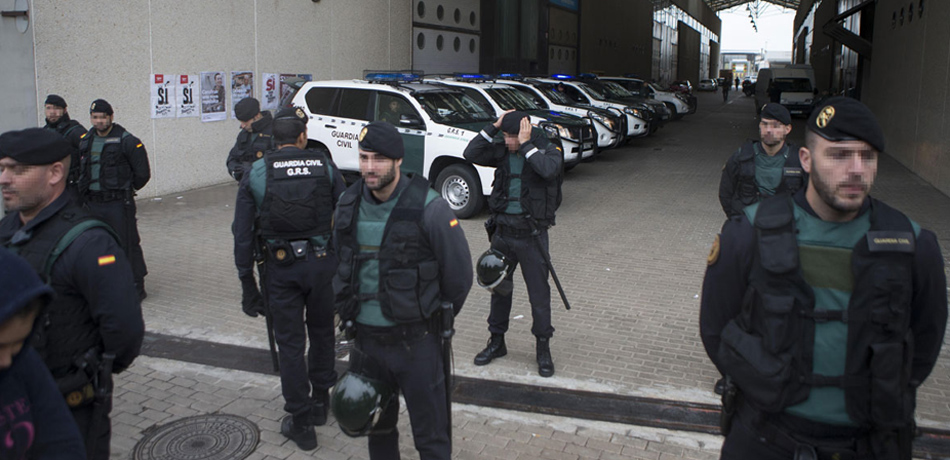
top-left (98, 255), bottom-right (116, 266)
top-left (136, 143), bottom-right (143, 148)
top-left (449, 219), bottom-right (459, 228)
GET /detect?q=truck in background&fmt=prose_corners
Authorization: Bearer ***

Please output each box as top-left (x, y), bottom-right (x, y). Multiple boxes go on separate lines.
top-left (754, 65), bottom-right (817, 117)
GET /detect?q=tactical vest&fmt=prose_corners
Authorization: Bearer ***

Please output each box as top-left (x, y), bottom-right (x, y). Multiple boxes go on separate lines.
top-left (733, 141), bottom-right (805, 208)
top-left (238, 131), bottom-right (274, 165)
top-left (487, 134), bottom-right (562, 226)
top-left (0, 203), bottom-right (114, 376)
top-left (252, 147), bottom-right (333, 241)
top-left (45, 118), bottom-right (84, 184)
top-left (334, 175), bottom-right (442, 324)
top-left (78, 126), bottom-right (133, 192)
top-left (717, 196), bottom-right (917, 429)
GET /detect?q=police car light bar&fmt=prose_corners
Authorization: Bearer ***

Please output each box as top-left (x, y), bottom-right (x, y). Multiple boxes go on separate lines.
top-left (497, 73), bottom-right (523, 80)
top-left (454, 73), bottom-right (492, 81)
top-left (364, 70), bottom-right (424, 82)
top-left (551, 74), bottom-right (575, 80)
top-left (577, 73), bottom-right (599, 79)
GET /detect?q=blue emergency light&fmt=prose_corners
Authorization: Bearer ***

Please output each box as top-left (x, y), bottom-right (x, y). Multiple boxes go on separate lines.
top-left (577, 73), bottom-right (599, 79)
top-left (497, 73), bottom-right (523, 79)
top-left (551, 74), bottom-right (574, 80)
top-left (364, 71), bottom-right (423, 82)
top-left (454, 73), bottom-right (491, 81)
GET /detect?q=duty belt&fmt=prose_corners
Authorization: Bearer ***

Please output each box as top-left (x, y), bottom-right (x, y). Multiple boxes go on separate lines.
top-left (267, 239), bottom-right (327, 263)
top-left (737, 401), bottom-right (870, 460)
top-left (357, 321), bottom-right (430, 346)
top-left (85, 189), bottom-right (131, 202)
top-left (496, 224), bottom-right (535, 239)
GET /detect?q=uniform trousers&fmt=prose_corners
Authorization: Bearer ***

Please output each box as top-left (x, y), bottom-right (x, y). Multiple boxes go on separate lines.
top-left (85, 198), bottom-right (147, 288)
top-left (488, 228), bottom-right (554, 338)
top-left (265, 253), bottom-right (338, 417)
top-left (356, 327), bottom-right (449, 460)
top-left (71, 395), bottom-right (112, 460)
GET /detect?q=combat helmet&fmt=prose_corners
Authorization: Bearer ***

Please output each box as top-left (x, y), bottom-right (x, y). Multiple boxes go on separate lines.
top-left (476, 248), bottom-right (514, 296)
top-left (331, 371), bottom-right (395, 437)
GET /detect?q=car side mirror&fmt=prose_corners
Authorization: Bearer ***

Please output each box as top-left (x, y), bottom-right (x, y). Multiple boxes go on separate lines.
top-left (399, 114), bottom-right (425, 129)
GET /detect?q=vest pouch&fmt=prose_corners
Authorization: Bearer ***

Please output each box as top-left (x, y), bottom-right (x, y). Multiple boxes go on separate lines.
top-left (333, 247), bottom-right (360, 321)
top-left (758, 231), bottom-right (798, 274)
top-left (384, 268), bottom-right (424, 323)
top-left (100, 155), bottom-right (122, 190)
top-left (719, 320), bottom-right (797, 412)
top-left (738, 180), bottom-right (758, 204)
top-left (417, 261), bottom-right (441, 319)
top-left (869, 265), bottom-right (911, 330)
top-left (869, 342), bottom-right (906, 428)
top-left (757, 293), bottom-right (797, 355)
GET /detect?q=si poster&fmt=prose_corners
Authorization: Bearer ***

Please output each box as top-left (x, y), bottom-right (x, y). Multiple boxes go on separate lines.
top-left (150, 74), bottom-right (176, 119)
top-left (261, 73), bottom-right (279, 111)
top-left (178, 75), bottom-right (199, 118)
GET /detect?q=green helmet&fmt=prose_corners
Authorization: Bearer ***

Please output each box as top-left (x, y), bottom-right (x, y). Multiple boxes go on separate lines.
top-left (331, 371), bottom-right (395, 437)
top-left (476, 249), bottom-right (513, 296)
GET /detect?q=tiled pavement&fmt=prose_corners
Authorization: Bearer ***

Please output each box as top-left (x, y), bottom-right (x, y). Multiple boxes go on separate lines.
top-left (110, 90), bottom-right (950, 459)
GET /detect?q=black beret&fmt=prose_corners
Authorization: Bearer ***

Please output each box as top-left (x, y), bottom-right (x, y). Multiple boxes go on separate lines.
top-left (89, 99), bottom-right (113, 115)
top-left (235, 97), bottom-right (261, 121)
top-left (806, 97), bottom-right (885, 152)
top-left (45, 94), bottom-right (67, 108)
top-left (274, 106), bottom-right (308, 124)
top-left (760, 103), bottom-right (790, 125)
top-left (0, 128), bottom-right (74, 165)
top-left (358, 121), bottom-right (404, 159)
top-left (500, 111), bottom-right (529, 135)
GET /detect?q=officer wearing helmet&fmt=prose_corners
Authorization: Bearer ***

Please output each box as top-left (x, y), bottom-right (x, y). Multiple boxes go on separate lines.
top-left (701, 97), bottom-right (947, 459)
top-left (226, 97), bottom-right (274, 181)
top-left (332, 121), bottom-right (472, 459)
top-left (232, 106), bottom-right (346, 450)
top-left (463, 110), bottom-right (563, 378)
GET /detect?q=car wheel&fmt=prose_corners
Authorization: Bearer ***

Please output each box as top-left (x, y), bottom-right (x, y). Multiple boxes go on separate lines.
top-left (435, 164), bottom-right (484, 219)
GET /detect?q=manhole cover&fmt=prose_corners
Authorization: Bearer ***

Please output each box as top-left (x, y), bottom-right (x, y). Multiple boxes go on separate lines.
top-left (132, 414), bottom-right (258, 460)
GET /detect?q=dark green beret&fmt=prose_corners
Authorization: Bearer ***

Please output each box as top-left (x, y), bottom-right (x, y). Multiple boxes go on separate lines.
top-left (807, 97), bottom-right (885, 152)
top-left (760, 103), bottom-right (790, 125)
top-left (90, 99), bottom-right (113, 115)
top-left (358, 121), bottom-right (404, 159)
top-left (0, 128), bottom-right (74, 165)
top-left (274, 106), bottom-right (308, 124)
top-left (235, 98), bottom-right (261, 121)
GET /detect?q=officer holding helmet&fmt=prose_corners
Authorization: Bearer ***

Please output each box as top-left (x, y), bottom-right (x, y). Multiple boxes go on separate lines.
top-left (231, 106), bottom-right (345, 450)
top-left (700, 97), bottom-right (947, 459)
top-left (331, 121), bottom-right (472, 460)
top-left (464, 110), bottom-right (563, 378)
top-left (227, 97), bottom-right (274, 181)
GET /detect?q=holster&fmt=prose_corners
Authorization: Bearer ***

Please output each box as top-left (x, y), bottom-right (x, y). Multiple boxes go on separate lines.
top-left (56, 348), bottom-right (101, 409)
top-left (484, 215), bottom-right (497, 243)
top-left (719, 376), bottom-right (738, 436)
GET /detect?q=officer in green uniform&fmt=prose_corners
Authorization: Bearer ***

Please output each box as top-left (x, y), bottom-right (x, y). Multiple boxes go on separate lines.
top-left (701, 97), bottom-right (947, 459)
top-left (232, 107), bottom-right (345, 450)
top-left (42, 95), bottom-right (86, 200)
top-left (78, 99), bottom-right (151, 299)
top-left (332, 121), bottom-right (473, 460)
top-left (719, 103), bottom-right (806, 218)
top-left (0, 128), bottom-right (144, 460)
top-left (227, 97), bottom-right (274, 181)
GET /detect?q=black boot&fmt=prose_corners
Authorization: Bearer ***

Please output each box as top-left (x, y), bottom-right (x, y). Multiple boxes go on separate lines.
top-left (474, 334), bottom-right (506, 366)
top-left (281, 414), bottom-right (317, 450)
top-left (536, 337), bottom-right (554, 377)
top-left (310, 389), bottom-right (328, 426)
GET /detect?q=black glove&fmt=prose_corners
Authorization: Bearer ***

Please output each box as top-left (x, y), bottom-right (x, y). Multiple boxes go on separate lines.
top-left (240, 277), bottom-right (266, 318)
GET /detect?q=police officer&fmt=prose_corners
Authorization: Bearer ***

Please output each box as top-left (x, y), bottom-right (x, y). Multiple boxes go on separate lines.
top-left (332, 121), bottom-right (472, 459)
top-left (0, 128), bottom-right (145, 460)
top-left (719, 103), bottom-right (806, 218)
top-left (463, 110), bottom-right (563, 377)
top-left (43, 95), bottom-right (86, 201)
top-left (232, 106), bottom-right (344, 450)
top-left (700, 97), bottom-right (947, 460)
top-left (227, 97), bottom-right (274, 181)
top-left (78, 99), bottom-right (151, 299)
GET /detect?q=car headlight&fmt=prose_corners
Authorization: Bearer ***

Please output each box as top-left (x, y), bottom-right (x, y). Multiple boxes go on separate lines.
top-left (554, 124), bottom-right (572, 140)
top-left (588, 111), bottom-right (615, 130)
top-left (623, 106), bottom-right (643, 119)
top-left (543, 124), bottom-right (560, 140)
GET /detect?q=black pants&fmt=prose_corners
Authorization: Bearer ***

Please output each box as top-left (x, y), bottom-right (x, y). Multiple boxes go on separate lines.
top-left (722, 405), bottom-right (871, 460)
top-left (85, 198), bottom-right (147, 288)
top-left (265, 254), bottom-right (338, 417)
top-left (357, 329), bottom-right (449, 460)
top-left (488, 229), bottom-right (554, 338)
top-left (72, 397), bottom-right (112, 460)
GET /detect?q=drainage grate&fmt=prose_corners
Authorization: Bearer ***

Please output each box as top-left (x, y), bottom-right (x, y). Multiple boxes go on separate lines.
top-left (132, 414), bottom-right (258, 460)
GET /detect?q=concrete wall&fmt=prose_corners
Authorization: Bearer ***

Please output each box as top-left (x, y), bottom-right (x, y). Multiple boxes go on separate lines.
top-left (0, 0), bottom-right (37, 133)
top-left (864, 0), bottom-right (950, 195)
top-left (677, 23), bottom-right (700, 82)
top-left (578, 0), bottom-right (652, 76)
top-left (28, 0), bottom-right (411, 198)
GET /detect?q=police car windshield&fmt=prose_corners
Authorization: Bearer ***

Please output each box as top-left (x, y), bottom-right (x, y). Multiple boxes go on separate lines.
top-left (485, 88), bottom-right (542, 111)
top-left (600, 81), bottom-right (635, 98)
top-left (415, 91), bottom-right (495, 123)
top-left (576, 82), bottom-right (607, 101)
top-left (537, 86), bottom-right (572, 105)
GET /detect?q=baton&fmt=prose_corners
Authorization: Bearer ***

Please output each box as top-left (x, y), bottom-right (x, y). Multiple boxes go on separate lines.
top-left (525, 216), bottom-right (571, 310)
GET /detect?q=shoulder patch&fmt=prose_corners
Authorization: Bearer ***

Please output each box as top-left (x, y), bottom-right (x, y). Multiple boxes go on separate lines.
top-left (706, 234), bottom-right (720, 266)
top-left (98, 254), bottom-right (116, 266)
top-left (449, 219), bottom-right (459, 228)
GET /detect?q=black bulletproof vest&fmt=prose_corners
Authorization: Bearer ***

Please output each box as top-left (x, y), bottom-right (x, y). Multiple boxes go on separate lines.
top-left (258, 147), bottom-right (333, 240)
top-left (733, 141), bottom-right (805, 208)
top-left (78, 124), bottom-right (133, 192)
top-left (487, 135), bottom-right (562, 226)
top-left (45, 118), bottom-right (84, 184)
top-left (0, 203), bottom-right (111, 376)
top-left (237, 124), bottom-right (274, 165)
top-left (334, 174), bottom-right (441, 324)
top-left (717, 196), bottom-right (917, 428)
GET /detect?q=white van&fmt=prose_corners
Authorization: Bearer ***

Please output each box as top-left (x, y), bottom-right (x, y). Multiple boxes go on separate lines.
top-left (754, 65), bottom-right (817, 117)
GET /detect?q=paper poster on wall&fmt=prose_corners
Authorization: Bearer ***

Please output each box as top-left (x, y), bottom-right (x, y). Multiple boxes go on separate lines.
top-left (261, 73), bottom-right (279, 111)
top-left (279, 73), bottom-right (312, 107)
top-left (231, 71), bottom-right (254, 119)
top-left (150, 74), bottom-right (176, 119)
top-left (200, 71), bottom-right (227, 122)
top-left (177, 75), bottom-right (199, 118)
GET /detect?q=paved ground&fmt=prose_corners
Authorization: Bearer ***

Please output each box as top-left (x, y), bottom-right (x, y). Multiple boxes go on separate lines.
top-left (109, 89), bottom-right (950, 459)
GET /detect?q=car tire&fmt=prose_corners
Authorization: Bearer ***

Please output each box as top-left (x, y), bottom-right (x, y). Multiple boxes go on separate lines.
top-left (435, 164), bottom-right (484, 219)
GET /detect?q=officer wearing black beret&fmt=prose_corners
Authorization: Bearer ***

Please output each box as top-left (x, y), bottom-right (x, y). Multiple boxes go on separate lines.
top-left (226, 97), bottom-right (274, 181)
top-left (331, 121), bottom-right (472, 459)
top-left (232, 106), bottom-right (345, 450)
top-left (78, 98), bottom-right (151, 299)
top-left (700, 97), bottom-right (947, 459)
top-left (464, 110), bottom-right (564, 378)
top-left (719, 102), bottom-right (806, 219)
top-left (0, 128), bottom-right (144, 460)
top-left (42, 95), bottom-right (86, 199)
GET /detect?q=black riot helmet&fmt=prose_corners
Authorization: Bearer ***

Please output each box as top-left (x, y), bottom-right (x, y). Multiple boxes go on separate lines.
top-left (331, 371), bottom-right (396, 437)
top-left (476, 249), bottom-right (514, 296)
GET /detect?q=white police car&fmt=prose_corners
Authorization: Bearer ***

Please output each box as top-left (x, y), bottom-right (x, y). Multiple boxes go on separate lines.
top-left (286, 72), bottom-right (521, 218)
top-left (600, 76), bottom-right (695, 118)
top-left (496, 74), bottom-right (626, 150)
top-left (532, 77), bottom-right (652, 139)
top-left (425, 74), bottom-right (596, 169)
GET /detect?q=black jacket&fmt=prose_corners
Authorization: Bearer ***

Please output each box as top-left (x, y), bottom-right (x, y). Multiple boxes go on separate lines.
top-left (78, 123), bottom-right (151, 193)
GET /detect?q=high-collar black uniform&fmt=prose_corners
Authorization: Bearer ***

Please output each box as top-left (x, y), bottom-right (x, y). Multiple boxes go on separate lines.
top-left (44, 113), bottom-right (86, 189)
top-left (226, 112), bottom-right (274, 181)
